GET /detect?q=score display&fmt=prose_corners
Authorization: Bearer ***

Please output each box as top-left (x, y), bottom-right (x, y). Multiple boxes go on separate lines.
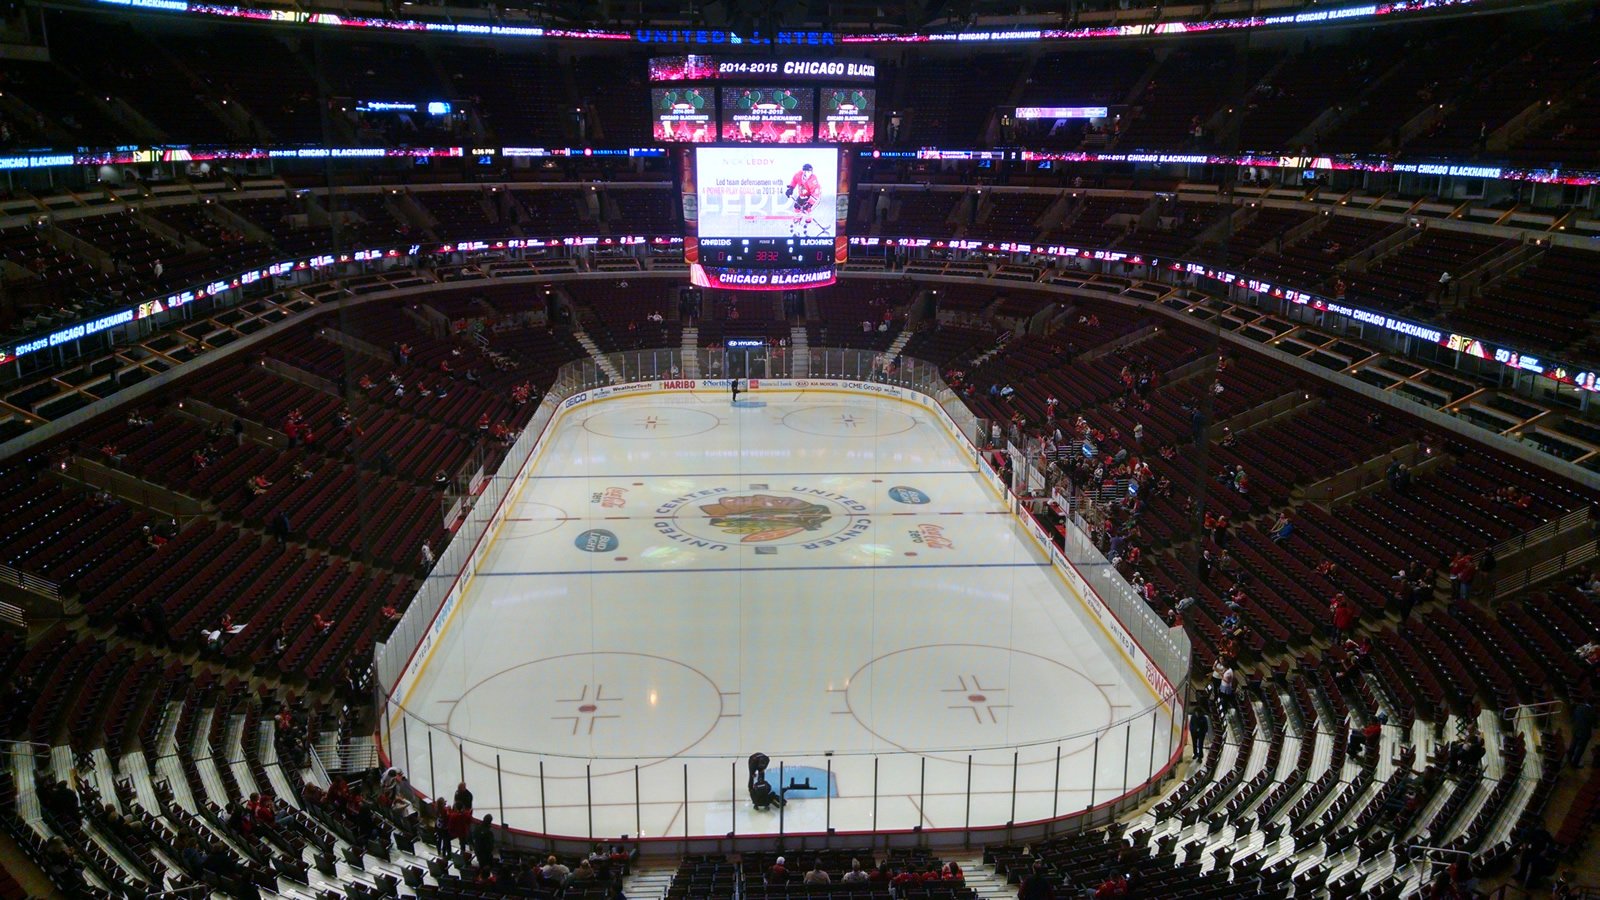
top-left (684, 146), bottom-right (847, 290)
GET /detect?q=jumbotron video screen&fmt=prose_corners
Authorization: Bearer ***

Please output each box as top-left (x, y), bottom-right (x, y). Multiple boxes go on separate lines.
top-left (719, 87), bottom-right (816, 143)
top-left (685, 146), bottom-right (848, 290)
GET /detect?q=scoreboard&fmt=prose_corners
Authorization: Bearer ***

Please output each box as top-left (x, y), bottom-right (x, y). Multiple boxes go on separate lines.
top-left (651, 55), bottom-right (871, 291)
top-left (683, 146), bottom-right (847, 290)
top-left (648, 55), bottom-right (876, 145)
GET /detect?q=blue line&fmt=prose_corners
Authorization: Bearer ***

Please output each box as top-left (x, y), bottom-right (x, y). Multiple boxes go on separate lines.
top-left (525, 469), bottom-right (976, 480)
top-left (478, 562), bottom-right (1051, 577)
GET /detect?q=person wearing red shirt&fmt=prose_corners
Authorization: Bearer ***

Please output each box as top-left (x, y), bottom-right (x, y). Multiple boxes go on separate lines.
top-left (447, 804), bottom-right (472, 847)
top-left (784, 163), bottom-right (823, 237)
top-left (767, 856), bottom-right (789, 885)
top-left (1095, 873), bottom-right (1128, 896)
top-left (1330, 594), bottom-right (1357, 637)
top-left (1449, 550), bottom-right (1477, 601)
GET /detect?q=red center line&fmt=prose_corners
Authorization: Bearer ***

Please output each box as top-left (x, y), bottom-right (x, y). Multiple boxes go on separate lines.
top-left (507, 511), bottom-right (999, 521)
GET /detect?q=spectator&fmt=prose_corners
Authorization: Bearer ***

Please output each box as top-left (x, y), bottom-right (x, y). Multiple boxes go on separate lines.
top-left (842, 859), bottom-right (870, 884)
top-left (1019, 860), bottom-right (1056, 899)
top-left (1188, 705), bottom-right (1210, 763)
top-left (803, 861), bottom-right (831, 885)
top-left (768, 856), bottom-right (789, 885)
top-left (1348, 713), bottom-right (1385, 759)
top-left (1570, 698), bottom-right (1596, 768)
top-left (1479, 546), bottom-right (1498, 598)
top-left (1217, 664), bottom-right (1238, 711)
top-left (540, 854), bottom-right (569, 881)
top-left (379, 766), bottom-right (405, 799)
top-left (563, 860), bottom-right (597, 890)
top-left (1449, 550), bottom-right (1476, 601)
top-left (454, 781), bottom-right (474, 811)
top-left (1095, 872), bottom-right (1129, 897)
top-left (432, 794), bottom-right (457, 851)
top-left (421, 541), bottom-right (436, 571)
top-left (1269, 512), bottom-right (1292, 543)
top-left (1512, 822), bottom-right (1552, 886)
top-left (471, 814), bottom-right (496, 865)
top-left (447, 804), bottom-right (472, 858)
top-left (1330, 594), bottom-right (1357, 638)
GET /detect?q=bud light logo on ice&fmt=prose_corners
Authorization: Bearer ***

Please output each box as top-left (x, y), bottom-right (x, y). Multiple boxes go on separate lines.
top-left (887, 486), bottom-right (930, 505)
top-left (695, 147), bottom-right (837, 240)
top-left (575, 529), bottom-right (620, 553)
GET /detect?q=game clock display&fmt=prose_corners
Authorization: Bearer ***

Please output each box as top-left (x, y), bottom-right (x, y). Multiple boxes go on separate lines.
top-left (700, 238), bottom-right (833, 267)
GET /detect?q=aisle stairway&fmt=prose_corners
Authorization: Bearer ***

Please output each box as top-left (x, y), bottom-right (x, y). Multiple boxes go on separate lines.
top-left (573, 330), bottom-right (624, 383)
top-left (619, 858), bottom-right (677, 900)
top-left (885, 328), bottom-right (914, 360)
top-left (953, 854), bottom-right (1020, 898)
top-left (681, 327), bottom-right (700, 377)
top-left (790, 325), bottom-right (810, 376)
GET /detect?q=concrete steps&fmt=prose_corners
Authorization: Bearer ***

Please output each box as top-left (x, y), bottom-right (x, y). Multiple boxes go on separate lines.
top-left (951, 855), bottom-right (1019, 898)
top-left (574, 330), bottom-right (624, 382)
top-left (681, 327), bottom-right (700, 377)
top-left (620, 858), bottom-right (678, 900)
top-left (789, 324), bottom-right (810, 376)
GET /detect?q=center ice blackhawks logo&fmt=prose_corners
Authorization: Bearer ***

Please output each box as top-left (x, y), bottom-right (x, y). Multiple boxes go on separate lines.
top-left (654, 486), bottom-right (870, 551)
top-left (700, 494), bottom-right (832, 543)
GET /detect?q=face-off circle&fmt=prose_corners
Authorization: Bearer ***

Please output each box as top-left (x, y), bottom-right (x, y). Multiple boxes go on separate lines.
top-left (845, 643), bottom-right (1114, 764)
top-left (582, 406), bottom-right (721, 440)
top-left (449, 651), bottom-right (723, 777)
top-left (781, 404), bottom-right (916, 438)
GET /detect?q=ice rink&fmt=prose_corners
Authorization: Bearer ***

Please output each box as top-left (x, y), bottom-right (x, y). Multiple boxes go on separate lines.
top-left (393, 388), bottom-right (1173, 840)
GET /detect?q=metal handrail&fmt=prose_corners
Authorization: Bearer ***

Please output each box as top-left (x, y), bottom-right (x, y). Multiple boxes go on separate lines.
top-left (0, 600), bottom-right (23, 629)
top-left (1502, 700), bottom-right (1563, 723)
top-left (1478, 505), bottom-right (1593, 565)
top-left (0, 563), bottom-right (59, 601)
top-left (143, 886), bottom-right (210, 899)
top-left (1403, 843), bottom-right (1473, 858)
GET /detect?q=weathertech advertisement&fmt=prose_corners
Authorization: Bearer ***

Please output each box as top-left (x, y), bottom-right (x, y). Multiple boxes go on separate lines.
top-left (719, 87), bottom-right (815, 143)
top-left (650, 87), bottom-right (714, 142)
top-left (820, 87), bottom-right (874, 143)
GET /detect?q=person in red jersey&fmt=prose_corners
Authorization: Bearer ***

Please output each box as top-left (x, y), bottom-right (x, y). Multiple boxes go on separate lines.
top-left (785, 163), bottom-right (825, 237)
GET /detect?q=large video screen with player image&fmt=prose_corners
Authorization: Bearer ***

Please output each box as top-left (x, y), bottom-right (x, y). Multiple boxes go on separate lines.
top-left (686, 146), bottom-right (846, 290)
top-left (695, 147), bottom-right (837, 245)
